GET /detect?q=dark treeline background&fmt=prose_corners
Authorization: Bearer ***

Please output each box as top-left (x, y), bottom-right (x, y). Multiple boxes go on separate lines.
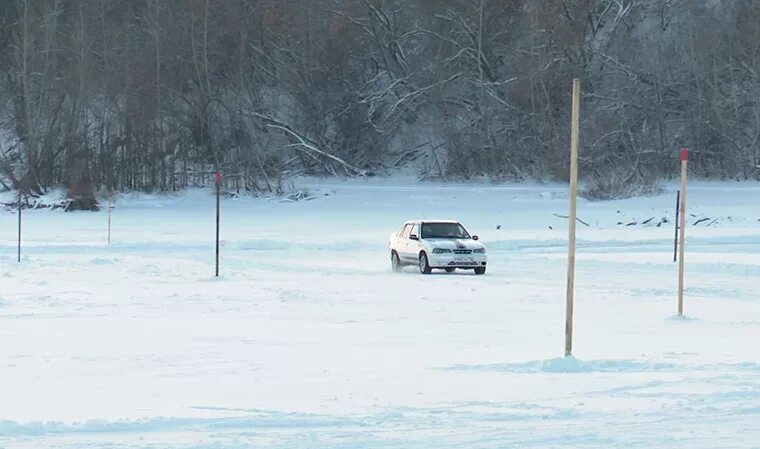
top-left (1, 0), bottom-right (760, 201)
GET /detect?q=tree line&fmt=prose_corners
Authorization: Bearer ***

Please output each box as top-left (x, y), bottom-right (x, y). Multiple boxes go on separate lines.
top-left (1, 0), bottom-right (759, 202)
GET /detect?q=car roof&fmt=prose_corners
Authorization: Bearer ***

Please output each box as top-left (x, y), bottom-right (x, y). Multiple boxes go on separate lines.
top-left (404, 219), bottom-right (461, 225)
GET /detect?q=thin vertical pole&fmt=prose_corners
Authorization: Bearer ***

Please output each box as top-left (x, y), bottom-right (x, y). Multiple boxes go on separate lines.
top-left (107, 191), bottom-right (113, 244)
top-left (673, 190), bottom-right (680, 263)
top-left (215, 171), bottom-right (221, 277)
top-left (565, 78), bottom-right (581, 357)
top-left (678, 149), bottom-right (688, 315)
top-left (17, 188), bottom-right (22, 263)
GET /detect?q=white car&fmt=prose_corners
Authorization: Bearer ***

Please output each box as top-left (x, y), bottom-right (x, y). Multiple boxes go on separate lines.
top-left (388, 220), bottom-right (487, 275)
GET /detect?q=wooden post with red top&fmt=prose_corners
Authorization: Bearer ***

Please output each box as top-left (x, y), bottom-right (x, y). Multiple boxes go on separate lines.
top-left (107, 191), bottom-right (113, 244)
top-left (677, 148), bottom-right (688, 315)
top-left (17, 188), bottom-right (22, 263)
top-left (215, 171), bottom-right (221, 277)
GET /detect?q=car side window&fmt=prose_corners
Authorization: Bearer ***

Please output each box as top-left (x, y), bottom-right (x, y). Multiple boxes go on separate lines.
top-left (409, 224), bottom-right (419, 238)
top-left (400, 224), bottom-right (411, 239)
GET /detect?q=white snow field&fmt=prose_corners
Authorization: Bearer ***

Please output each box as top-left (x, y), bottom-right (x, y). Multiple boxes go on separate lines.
top-left (1, 179), bottom-right (759, 448)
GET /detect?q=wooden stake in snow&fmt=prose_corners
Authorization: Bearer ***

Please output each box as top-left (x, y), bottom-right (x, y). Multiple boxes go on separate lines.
top-left (678, 148), bottom-right (688, 315)
top-left (107, 191), bottom-right (113, 244)
top-left (17, 188), bottom-right (22, 263)
top-left (565, 78), bottom-right (581, 357)
top-left (215, 171), bottom-right (221, 277)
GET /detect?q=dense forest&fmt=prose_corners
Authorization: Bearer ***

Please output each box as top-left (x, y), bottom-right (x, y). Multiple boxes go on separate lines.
top-left (1, 0), bottom-right (760, 202)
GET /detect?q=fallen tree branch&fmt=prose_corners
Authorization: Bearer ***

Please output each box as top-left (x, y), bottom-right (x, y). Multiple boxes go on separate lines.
top-left (553, 213), bottom-right (590, 227)
top-left (249, 113), bottom-right (363, 176)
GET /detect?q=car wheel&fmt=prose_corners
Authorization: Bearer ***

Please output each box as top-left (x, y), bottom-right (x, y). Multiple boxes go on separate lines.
top-left (445, 267), bottom-right (455, 273)
top-left (419, 252), bottom-right (432, 274)
top-left (474, 267), bottom-right (486, 275)
top-left (391, 251), bottom-right (402, 273)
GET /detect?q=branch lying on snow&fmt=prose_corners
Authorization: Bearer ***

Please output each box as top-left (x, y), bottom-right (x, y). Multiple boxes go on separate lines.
top-left (552, 213), bottom-right (590, 227)
top-left (693, 218), bottom-right (710, 226)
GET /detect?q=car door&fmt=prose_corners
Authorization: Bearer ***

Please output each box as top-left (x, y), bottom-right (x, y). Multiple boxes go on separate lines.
top-left (398, 224), bottom-right (413, 262)
top-left (406, 223), bottom-right (421, 261)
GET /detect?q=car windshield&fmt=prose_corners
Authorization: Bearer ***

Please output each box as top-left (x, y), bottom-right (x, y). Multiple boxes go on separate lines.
top-left (420, 222), bottom-right (470, 239)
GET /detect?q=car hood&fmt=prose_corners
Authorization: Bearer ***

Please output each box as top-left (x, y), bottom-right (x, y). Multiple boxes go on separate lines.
top-left (422, 238), bottom-right (484, 250)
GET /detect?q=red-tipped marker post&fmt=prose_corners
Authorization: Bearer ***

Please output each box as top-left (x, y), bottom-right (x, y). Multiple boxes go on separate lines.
top-left (17, 188), bottom-right (21, 263)
top-left (677, 148), bottom-right (688, 315)
top-left (215, 171), bottom-right (221, 277)
top-left (107, 191), bottom-right (113, 244)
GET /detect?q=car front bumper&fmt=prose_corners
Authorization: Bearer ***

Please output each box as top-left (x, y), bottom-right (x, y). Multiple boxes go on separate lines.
top-left (428, 253), bottom-right (487, 269)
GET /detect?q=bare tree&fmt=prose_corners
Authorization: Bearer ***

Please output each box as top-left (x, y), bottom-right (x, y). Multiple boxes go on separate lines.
top-left (1, 0), bottom-right (758, 200)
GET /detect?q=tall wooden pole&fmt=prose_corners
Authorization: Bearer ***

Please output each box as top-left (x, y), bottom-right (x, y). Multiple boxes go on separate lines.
top-left (17, 188), bottom-right (22, 263)
top-left (565, 78), bottom-right (581, 357)
top-left (677, 148), bottom-right (688, 315)
top-left (215, 171), bottom-right (221, 277)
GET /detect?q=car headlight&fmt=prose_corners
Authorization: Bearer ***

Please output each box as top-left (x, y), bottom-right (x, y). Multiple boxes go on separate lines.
top-left (473, 248), bottom-right (486, 254)
top-left (432, 248), bottom-right (451, 254)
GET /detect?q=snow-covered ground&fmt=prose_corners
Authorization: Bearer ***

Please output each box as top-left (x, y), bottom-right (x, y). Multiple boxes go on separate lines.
top-left (1, 179), bottom-right (759, 448)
